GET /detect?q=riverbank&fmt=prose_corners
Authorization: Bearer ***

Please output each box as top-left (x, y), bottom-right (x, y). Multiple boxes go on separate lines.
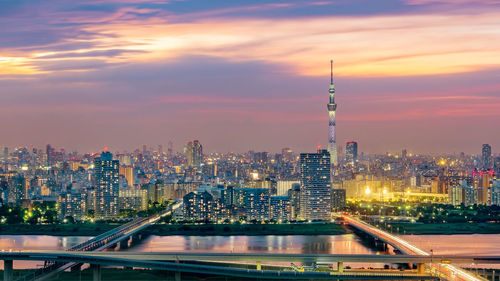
top-left (0, 223), bottom-right (122, 236)
top-left (145, 222), bottom-right (349, 236)
top-left (385, 222), bottom-right (500, 235)
top-left (0, 222), bottom-right (349, 236)
top-left (1, 221), bottom-right (499, 236)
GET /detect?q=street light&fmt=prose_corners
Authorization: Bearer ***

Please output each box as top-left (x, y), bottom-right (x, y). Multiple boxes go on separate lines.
top-left (365, 186), bottom-right (371, 195)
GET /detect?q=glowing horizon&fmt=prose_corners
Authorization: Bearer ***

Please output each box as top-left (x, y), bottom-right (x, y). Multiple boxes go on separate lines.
top-left (0, 0), bottom-right (499, 154)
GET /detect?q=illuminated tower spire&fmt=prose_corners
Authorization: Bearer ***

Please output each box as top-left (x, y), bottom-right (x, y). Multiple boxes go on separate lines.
top-left (327, 60), bottom-right (338, 167)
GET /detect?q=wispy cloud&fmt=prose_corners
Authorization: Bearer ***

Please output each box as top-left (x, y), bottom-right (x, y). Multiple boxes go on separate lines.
top-left (2, 6), bottom-right (500, 77)
top-left (407, 0), bottom-right (500, 4)
top-left (1, 1), bottom-right (500, 152)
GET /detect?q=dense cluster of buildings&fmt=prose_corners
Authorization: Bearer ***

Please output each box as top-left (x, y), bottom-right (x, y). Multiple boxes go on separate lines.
top-left (1, 140), bottom-right (498, 223)
top-left (0, 64), bottom-right (499, 223)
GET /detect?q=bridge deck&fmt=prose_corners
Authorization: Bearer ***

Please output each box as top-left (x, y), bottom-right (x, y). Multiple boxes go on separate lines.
top-left (1, 251), bottom-right (441, 281)
top-left (2, 251), bottom-right (499, 264)
top-left (342, 214), bottom-right (489, 281)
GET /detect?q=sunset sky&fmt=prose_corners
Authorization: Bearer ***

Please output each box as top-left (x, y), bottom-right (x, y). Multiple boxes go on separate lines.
top-left (1, 0), bottom-right (499, 154)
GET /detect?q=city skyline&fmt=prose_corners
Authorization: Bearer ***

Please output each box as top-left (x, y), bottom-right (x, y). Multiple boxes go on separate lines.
top-left (1, 0), bottom-right (500, 153)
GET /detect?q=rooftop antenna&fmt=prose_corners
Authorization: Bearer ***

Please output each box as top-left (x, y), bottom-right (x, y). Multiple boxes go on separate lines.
top-left (330, 59), bottom-right (334, 84)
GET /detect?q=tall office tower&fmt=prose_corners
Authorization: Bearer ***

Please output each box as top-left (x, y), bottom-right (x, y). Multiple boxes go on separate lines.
top-left (119, 166), bottom-right (135, 186)
top-left (327, 60), bottom-right (338, 167)
top-left (299, 149), bottom-right (331, 220)
top-left (402, 149), bottom-right (408, 159)
top-left (482, 144), bottom-right (492, 170)
top-left (168, 141), bottom-right (173, 156)
top-left (473, 171), bottom-right (492, 205)
top-left (281, 147), bottom-right (293, 162)
top-left (158, 144), bottom-right (163, 155)
top-left (345, 141), bottom-right (358, 167)
top-left (94, 151), bottom-right (120, 218)
top-left (186, 140), bottom-right (203, 167)
top-left (8, 174), bottom-right (26, 204)
top-left (3, 147), bottom-right (8, 171)
top-left (495, 157), bottom-right (500, 175)
top-left (46, 144), bottom-right (55, 167)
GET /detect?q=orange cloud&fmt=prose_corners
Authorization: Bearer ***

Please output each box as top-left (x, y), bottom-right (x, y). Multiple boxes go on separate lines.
top-left (5, 9), bottom-right (500, 77)
top-left (0, 57), bottom-right (42, 75)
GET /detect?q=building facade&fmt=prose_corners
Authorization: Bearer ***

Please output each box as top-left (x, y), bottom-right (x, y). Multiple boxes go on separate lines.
top-left (270, 196), bottom-right (290, 221)
top-left (345, 141), bottom-right (358, 167)
top-left (482, 144), bottom-right (492, 170)
top-left (300, 149), bottom-right (331, 220)
top-left (331, 189), bottom-right (346, 210)
top-left (58, 191), bottom-right (86, 220)
top-left (186, 140), bottom-right (203, 167)
top-left (246, 188), bottom-right (270, 221)
top-left (94, 151), bottom-right (119, 218)
top-left (183, 191), bottom-right (214, 221)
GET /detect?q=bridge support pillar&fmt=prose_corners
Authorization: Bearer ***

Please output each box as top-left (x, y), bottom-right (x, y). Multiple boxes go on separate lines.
top-left (417, 263), bottom-right (425, 274)
top-left (120, 239), bottom-right (129, 249)
top-left (4, 260), bottom-right (13, 281)
top-left (91, 264), bottom-right (102, 281)
top-left (131, 234), bottom-right (142, 244)
top-left (337, 261), bottom-right (344, 273)
top-left (256, 261), bottom-right (261, 270)
top-left (175, 272), bottom-right (181, 281)
top-left (71, 263), bottom-right (82, 272)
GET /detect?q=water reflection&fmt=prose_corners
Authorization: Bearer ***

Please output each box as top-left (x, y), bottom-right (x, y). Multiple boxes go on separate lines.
top-left (403, 234), bottom-right (500, 256)
top-left (0, 235), bottom-right (91, 269)
top-left (403, 234), bottom-right (500, 269)
top-left (126, 234), bottom-right (386, 268)
top-left (128, 234), bottom-right (381, 255)
top-left (0, 233), bottom-right (498, 270)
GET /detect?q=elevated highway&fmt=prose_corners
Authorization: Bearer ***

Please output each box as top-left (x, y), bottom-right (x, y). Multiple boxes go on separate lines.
top-left (12, 202), bottom-right (181, 281)
top-left (2, 251), bottom-right (500, 265)
top-left (1, 251), bottom-right (449, 281)
top-left (342, 214), bottom-right (489, 281)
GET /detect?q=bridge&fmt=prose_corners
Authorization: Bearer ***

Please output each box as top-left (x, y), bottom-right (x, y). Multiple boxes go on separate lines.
top-left (342, 214), bottom-right (489, 281)
top-left (4, 251), bottom-right (480, 281)
top-left (3, 210), bottom-right (495, 281)
top-left (3, 251), bottom-right (500, 265)
top-left (11, 202), bottom-right (181, 281)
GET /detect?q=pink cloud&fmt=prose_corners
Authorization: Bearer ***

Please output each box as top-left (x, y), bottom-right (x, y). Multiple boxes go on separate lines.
top-left (3, 2), bottom-right (500, 78)
top-left (154, 95), bottom-right (321, 105)
top-left (407, 0), bottom-right (500, 4)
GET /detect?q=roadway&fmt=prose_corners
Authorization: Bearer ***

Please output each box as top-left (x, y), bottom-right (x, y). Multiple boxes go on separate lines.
top-left (13, 202), bottom-right (182, 281)
top-left (1, 251), bottom-right (441, 281)
top-left (342, 214), bottom-right (489, 281)
top-left (2, 251), bottom-right (499, 265)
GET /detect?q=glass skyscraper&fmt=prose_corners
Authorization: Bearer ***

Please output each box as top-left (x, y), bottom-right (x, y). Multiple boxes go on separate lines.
top-left (345, 141), bottom-right (358, 167)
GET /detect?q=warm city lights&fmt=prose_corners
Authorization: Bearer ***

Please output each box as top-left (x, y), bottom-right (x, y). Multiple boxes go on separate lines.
top-left (0, 1), bottom-right (499, 281)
